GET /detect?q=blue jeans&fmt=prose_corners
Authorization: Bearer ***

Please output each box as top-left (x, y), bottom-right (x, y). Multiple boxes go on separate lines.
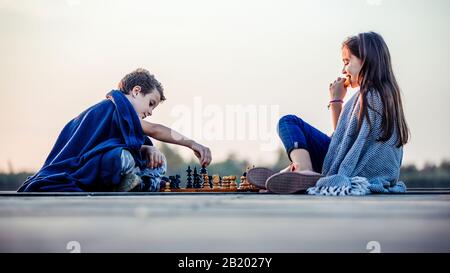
top-left (277, 115), bottom-right (331, 173)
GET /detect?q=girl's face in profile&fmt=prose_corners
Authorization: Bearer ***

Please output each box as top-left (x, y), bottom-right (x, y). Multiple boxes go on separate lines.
top-left (342, 46), bottom-right (363, 88)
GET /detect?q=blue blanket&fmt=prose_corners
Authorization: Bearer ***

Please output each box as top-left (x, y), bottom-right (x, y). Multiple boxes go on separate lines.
top-left (307, 89), bottom-right (407, 196)
top-left (18, 90), bottom-right (150, 192)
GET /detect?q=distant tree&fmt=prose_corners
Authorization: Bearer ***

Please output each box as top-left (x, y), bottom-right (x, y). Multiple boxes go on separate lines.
top-left (440, 160), bottom-right (450, 172)
top-left (1, 148), bottom-right (450, 190)
top-left (158, 142), bottom-right (185, 175)
top-left (272, 148), bottom-right (291, 171)
top-left (0, 172), bottom-right (32, 191)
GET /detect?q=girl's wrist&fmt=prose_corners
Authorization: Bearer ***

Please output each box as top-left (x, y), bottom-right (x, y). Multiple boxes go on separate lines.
top-left (327, 99), bottom-right (344, 109)
top-left (330, 96), bottom-right (344, 100)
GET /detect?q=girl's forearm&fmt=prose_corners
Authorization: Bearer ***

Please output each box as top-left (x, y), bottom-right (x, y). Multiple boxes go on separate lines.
top-left (330, 103), bottom-right (343, 131)
top-left (141, 120), bottom-right (195, 148)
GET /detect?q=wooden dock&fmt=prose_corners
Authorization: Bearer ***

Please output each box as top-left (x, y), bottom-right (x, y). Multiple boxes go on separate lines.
top-left (1, 191), bottom-right (449, 252)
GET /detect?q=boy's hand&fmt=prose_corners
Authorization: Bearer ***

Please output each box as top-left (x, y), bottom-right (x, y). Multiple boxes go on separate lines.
top-left (191, 142), bottom-right (212, 167)
top-left (329, 77), bottom-right (348, 100)
top-left (141, 145), bottom-right (165, 169)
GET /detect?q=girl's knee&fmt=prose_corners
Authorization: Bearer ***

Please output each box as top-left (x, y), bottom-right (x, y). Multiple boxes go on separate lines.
top-left (277, 115), bottom-right (303, 132)
top-left (278, 115), bottom-right (302, 125)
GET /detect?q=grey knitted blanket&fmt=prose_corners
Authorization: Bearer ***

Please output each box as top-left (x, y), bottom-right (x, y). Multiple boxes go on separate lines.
top-left (307, 89), bottom-right (407, 196)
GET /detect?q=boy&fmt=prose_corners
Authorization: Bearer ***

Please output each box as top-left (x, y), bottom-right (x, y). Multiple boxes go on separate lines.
top-left (18, 68), bottom-right (211, 192)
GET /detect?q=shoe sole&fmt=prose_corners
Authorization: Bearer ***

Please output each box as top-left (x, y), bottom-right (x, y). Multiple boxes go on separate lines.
top-left (266, 172), bottom-right (323, 194)
top-left (247, 167), bottom-right (276, 189)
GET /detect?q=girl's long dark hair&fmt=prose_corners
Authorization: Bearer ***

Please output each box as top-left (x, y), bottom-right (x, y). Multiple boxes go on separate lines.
top-left (343, 32), bottom-right (409, 147)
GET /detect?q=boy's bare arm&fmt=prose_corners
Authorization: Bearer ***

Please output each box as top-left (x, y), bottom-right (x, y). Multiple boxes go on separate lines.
top-left (141, 120), bottom-right (193, 147)
top-left (140, 120), bottom-right (212, 166)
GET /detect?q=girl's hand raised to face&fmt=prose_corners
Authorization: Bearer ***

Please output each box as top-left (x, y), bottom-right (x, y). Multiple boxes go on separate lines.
top-left (329, 77), bottom-right (348, 101)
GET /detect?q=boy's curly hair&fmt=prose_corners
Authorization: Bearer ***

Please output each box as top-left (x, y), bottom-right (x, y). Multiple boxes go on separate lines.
top-left (118, 68), bottom-right (166, 101)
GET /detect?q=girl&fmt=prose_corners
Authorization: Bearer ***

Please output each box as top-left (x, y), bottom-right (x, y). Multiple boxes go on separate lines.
top-left (248, 32), bottom-right (409, 195)
top-left (18, 68), bottom-right (212, 192)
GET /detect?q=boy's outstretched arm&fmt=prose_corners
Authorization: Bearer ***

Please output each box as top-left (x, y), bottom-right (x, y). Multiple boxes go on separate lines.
top-left (140, 120), bottom-right (212, 167)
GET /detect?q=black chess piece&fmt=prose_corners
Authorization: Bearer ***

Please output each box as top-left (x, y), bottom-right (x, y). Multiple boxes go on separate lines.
top-left (208, 175), bottom-right (213, 188)
top-left (186, 178), bottom-right (193, 188)
top-left (193, 167), bottom-right (202, 188)
top-left (169, 176), bottom-right (176, 188)
top-left (193, 167), bottom-right (199, 188)
top-left (200, 166), bottom-right (207, 174)
top-left (175, 174), bottom-right (181, 189)
top-left (160, 176), bottom-right (170, 190)
top-left (198, 176), bottom-right (205, 189)
top-left (186, 166), bottom-right (193, 188)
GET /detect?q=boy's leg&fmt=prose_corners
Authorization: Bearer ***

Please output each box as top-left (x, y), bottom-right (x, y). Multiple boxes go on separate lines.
top-left (277, 115), bottom-right (331, 173)
top-left (137, 157), bottom-right (167, 192)
top-left (114, 149), bottom-right (142, 192)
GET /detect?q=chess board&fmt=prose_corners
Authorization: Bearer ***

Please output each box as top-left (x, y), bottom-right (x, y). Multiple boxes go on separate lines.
top-left (160, 166), bottom-right (259, 193)
top-left (160, 188), bottom-right (260, 193)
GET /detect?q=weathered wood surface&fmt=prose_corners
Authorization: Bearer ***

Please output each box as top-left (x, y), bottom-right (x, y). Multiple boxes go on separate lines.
top-left (1, 192), bottom-right (449, 252)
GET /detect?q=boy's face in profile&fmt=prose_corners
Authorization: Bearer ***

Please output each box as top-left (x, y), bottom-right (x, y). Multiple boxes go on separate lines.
top-left (128, 86), bottom-right (161, 119)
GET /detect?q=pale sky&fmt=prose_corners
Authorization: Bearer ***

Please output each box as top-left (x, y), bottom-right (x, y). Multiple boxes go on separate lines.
top-left (0, 0), bottom-right (449, 172)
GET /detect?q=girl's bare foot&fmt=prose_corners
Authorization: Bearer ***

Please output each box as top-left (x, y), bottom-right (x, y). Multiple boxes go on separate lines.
top-left (279, 165), bottom-right (292, 173)
top-left (280, 163), bottom-right (303, 172)
top-left (283, 163), bottom-right (321, 175)
top-left (296, 170), bottom-right (322, 176)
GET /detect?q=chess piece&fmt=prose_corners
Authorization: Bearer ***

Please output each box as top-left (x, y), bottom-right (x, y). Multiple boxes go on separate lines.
top-left (212, 175), bottom-right (220, 190)
top-left (239, 175), bottom-right (250, 190)
top-left (202, 173), bottom-right (210, 189)
top-left (169, 176), bottom-right (176, 188)
top-left (198, 176), bottom-right (204, 189)
top-left (230, 175), bottom-right (237, 190)
top-left (222, 176), bottom-right (230, 189)
top-left (175, 174), bottom-right (181, 189)
top-left (199, 166), bottom-right (209, 189)
top-left (164, 181), bottom-right (171, 192)
top-left (193, 167), bottom-right (201, 188)
top-left (208, 175), bottom-right (213, 188)
top-left (160, 176), bottom-right (170, 191)
top-left (238, 175), bottom-right (244, 190)
top-left (186, 166), bottom-right (193, 188)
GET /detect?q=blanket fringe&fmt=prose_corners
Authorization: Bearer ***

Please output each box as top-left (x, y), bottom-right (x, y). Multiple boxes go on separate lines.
top-left (307, 176), bottom-right (370, 196)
